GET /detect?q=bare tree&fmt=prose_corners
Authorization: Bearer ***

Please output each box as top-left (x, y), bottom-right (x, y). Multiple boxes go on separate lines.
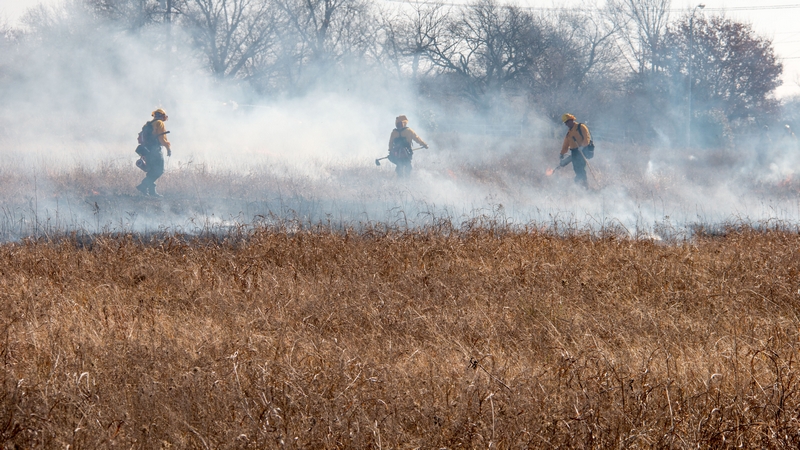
top-left (275, 0), bottom-right (372, 65)
top-left (599, 0), bottom-right (673, 138)
top-left (530, 7), bottom-right (621, 120)
top-left (376, 2), bottom-right (450, 80)
top-left (607, 0), bottom-right (671, 75)
top-left (423, 0), bottom-right (544, 106)
top-left (181, 0), bottom-right (277, 80)
top-left (568, 9), bottom-right (620, 85)
top-left (86, 0), bottom-right (166, 30)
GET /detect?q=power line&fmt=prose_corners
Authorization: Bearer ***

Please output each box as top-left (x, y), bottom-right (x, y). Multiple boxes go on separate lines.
top-left (381, 0), bottom-right (561, 9)
top-left (701, 4), bottom-right (800, 11)
top-left (383, 0), bottom-right (800, 13)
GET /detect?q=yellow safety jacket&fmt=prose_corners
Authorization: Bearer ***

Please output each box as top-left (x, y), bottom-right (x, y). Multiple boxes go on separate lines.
top-left (152, 120), bottom-right (171, 150)
top-left (561, 123), bottom-right (591, 155)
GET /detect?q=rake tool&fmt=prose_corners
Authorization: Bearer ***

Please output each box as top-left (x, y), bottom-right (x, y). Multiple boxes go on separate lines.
top-left (375, 147), bottom-right (426, 166)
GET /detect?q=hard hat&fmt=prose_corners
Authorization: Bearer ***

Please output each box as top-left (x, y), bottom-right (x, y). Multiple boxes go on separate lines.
top-left (395, 115), bottom-right (408, 124)
top-left (562, 113), bottom-right (575, 123)
top-left (152, 108), bottom-right (168, 118)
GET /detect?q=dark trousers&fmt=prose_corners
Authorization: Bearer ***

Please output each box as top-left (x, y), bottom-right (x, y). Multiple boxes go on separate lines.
top-left (395, 158), bottom-right (412, 177)
top-left (570, 148), bottom-right (588, 188)
top-left (140, 147), bottom-right (164, 191)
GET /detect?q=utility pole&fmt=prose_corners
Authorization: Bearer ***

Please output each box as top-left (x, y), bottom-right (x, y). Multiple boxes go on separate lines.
top-left (688, 4), bottom-right (705, 149)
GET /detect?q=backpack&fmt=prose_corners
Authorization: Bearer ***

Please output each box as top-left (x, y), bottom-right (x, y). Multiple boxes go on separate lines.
top-left (135, 121), bottom-right (153, 159)
top-left (577, 123), bottom-right (595, 159)
top-left (137, 120), bottom-right (154, 146)
top-left (390, 128), bottom-right (412, 161)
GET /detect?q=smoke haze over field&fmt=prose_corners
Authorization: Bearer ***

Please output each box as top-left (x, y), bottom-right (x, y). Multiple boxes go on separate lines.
top-left (1, 0), bottom-right (800, 240)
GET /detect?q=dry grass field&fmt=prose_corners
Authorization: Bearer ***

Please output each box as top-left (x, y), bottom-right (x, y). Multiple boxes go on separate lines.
top-left (1, 225), bottom-right (800, 448)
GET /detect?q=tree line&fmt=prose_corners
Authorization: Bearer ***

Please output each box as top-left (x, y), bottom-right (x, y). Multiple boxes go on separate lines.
top-left (1, 0), bottom-right (787, 148)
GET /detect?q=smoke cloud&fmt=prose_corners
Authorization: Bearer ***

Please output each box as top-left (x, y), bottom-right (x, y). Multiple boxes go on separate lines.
top-left (0, 1), bottom-right (798, 241)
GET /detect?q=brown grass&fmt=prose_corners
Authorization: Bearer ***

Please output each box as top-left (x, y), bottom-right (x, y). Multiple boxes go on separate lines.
top-left (1, 226), bottom-right (800, 448)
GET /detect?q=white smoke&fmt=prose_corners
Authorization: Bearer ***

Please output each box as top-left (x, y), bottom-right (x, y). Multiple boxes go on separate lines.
top-left (0, 1), bottom-right (798, 240)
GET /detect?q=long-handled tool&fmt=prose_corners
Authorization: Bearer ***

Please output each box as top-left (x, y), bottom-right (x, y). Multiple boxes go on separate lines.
top-left (576, 148), bottom-right (600, 188)
top-left (375, 147), bottom-right (425, 166)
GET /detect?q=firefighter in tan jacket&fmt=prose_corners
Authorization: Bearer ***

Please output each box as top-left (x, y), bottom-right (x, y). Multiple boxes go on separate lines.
top-left (136, 108), bottom-right (172, 197)
top-left (388, 115), bottom-right (428, 177)
top-left (559, 113), bottom-right (593, 188)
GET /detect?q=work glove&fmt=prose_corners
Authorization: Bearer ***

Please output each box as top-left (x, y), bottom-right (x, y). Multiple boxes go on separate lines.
top-left (423, 144), bottom-right (429, 149)
top-left (559, 153), bottom-right (569, 167)
top-left (167, 148), bottom-right (172, 157)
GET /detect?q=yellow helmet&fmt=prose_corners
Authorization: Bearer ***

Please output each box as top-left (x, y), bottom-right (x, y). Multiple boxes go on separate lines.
top-left (395, 115), bottom-right (408, 125)
top-left (152, 108), bottom-right (168, 119)
top-left (561, 113), bottom-right (575, 123)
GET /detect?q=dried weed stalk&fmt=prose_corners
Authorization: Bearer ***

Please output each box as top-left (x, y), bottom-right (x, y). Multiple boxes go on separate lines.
top-left (1, 228), bottom-right (800, 447)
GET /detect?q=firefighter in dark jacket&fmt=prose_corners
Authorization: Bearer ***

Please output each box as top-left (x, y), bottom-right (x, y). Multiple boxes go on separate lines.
top-left (559, 113), bottom-right (592, 188)
top-left (136, 108), bottom-right (172, 197)
top-left (388, 115), bottom-right (428, 177)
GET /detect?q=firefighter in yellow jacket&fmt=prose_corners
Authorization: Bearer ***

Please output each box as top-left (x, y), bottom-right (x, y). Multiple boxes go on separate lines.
top-left (559, 113), bottom-right (593, 188)
top-left (136, 108), bottom-right (172, 197)
top-left (388, 115), bottom-right (428, 177)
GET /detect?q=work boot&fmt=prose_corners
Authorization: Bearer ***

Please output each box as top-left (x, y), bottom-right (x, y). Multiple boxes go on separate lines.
top-left (136, 183), bottom-right (148, 195)
top-left (149, 186), bottom-right (163, 198)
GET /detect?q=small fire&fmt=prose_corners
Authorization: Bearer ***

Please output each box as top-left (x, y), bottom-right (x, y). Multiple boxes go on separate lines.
top-left (545, 168), bottom-right (555, 176)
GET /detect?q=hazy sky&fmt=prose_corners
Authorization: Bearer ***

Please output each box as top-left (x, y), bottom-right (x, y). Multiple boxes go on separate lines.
top-left (4, 0), bottom-right (800, 98)
top-left (0, 0), bottom-right (41, 24)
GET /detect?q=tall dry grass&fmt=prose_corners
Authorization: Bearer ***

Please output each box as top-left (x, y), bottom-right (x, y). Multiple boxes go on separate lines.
top-left (1, 226), bottom-right (800, 447)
